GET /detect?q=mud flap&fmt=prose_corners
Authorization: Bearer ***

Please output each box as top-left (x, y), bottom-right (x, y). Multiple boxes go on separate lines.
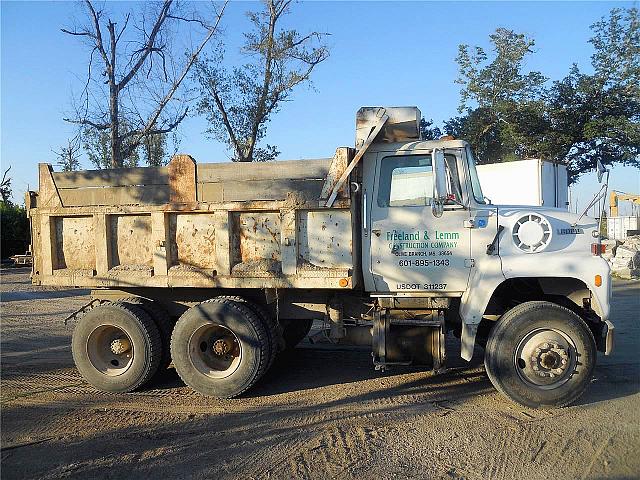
top-left (461, 322), bottom-right (478, 361)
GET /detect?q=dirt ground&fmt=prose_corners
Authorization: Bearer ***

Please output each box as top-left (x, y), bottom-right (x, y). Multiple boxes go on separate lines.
top-left (1, 267), bottom-right (639, 480)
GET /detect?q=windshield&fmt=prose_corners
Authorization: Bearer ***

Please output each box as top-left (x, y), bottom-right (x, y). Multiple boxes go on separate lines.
top-left (466, 146), bottom-right (485, 204)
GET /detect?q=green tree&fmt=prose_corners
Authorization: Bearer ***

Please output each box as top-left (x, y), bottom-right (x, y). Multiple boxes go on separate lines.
top-left (451, 9), bottom-right (639, 182)
top-left (54, 139), bottom-right (82, 171)
top-left (455, 28), bottom-right (547, 113)
top-left (453, 28), bottom-right (548, 164)
top-left (0, 168), bottom-right (30, 259)
top-left (419, 118), bottom-right (442, 141)
top-left (0, 167), bottom-right (12, 203)
top-left (83, 126), bottom-right (140, 169)
top-left (142, 133), bottom-right (168, 167)
top-left (0, 202), bottom-right (30, 259)
top-left (193, 0), bottom-right (329, 162)
top-left (544, 7), bottom-right (639, 181)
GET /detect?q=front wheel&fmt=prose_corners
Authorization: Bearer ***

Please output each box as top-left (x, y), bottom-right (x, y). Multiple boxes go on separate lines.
top-left (484, 301), bottom-right (596, 408)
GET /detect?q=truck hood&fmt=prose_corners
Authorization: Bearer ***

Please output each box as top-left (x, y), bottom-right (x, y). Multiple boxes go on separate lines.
top-left (488, 204), bottom-right (611, 323)
top-left (494, 205), bottom-right (599, 256)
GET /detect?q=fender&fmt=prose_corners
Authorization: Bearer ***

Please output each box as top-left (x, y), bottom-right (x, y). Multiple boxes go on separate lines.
top-left (459, 253), bottom-right (611, 361)
top-left (459, 255), bottom-right (505, 360)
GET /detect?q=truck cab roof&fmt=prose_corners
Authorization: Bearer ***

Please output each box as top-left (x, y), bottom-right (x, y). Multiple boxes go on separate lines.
top-left (367, 139), bottom-right (470, 153)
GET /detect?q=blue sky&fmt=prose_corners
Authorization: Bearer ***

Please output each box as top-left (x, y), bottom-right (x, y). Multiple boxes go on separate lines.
top-left (1, 1), bottom-right (638, 213)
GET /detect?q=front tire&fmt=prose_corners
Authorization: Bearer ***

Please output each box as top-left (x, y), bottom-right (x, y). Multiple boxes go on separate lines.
top-left (170, 298), bottom-right (270, 398)
top-left (484, 301), bottom-right (596, 408)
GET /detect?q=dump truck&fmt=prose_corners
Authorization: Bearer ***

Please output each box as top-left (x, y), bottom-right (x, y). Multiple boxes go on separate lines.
top-left (27, 107), bottom-right (613, 408)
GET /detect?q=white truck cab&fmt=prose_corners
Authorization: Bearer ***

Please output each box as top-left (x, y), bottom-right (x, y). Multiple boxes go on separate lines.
top-left (353, 108), bottom-right (612, 407)
top-left (361, 136), bottom-right (611, 353)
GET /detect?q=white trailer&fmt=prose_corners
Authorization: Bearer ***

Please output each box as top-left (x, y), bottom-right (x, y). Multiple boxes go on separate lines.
top-left (477, 159), bottom-right (569, 209)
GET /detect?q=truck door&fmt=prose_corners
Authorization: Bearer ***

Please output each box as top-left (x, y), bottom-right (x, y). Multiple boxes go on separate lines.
top-left (367, 150), bottom-right (472, 293)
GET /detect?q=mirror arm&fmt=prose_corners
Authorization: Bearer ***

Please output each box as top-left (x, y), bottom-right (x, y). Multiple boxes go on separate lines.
top-left (432, 196), bottom-right (445, 218)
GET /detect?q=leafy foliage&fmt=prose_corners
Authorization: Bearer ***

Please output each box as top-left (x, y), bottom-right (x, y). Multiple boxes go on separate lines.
top-left (455, 28), bottom-right (547, 113)
top-left (193, 0), bottom-right (329, 162)
top-left (83, 127), bottom-right (140, 169)
top-left (1, 167), bottom-right (12, 203)
top-left (452, 8), bottom-right (639, 182)
top-left (1, 202), bottom-right (30, 259)
top-left (82, 126), bottom-right (172, 168)
top-left (54, 139), bottom-right (82, 172)
top-left (142, 133), bottom-right (168, 167)
top-left (419, 119), bottom-right (442, 141)
top-left (0, 180), bottom-right (30, 259)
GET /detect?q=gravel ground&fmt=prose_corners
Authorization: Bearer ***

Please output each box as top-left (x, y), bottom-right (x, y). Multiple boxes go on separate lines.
top-left (1, 267), bottom-right (639, 480)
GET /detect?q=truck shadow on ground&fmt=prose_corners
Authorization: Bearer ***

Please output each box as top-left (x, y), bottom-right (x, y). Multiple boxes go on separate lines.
top-left (574, 362), bottom-right (640, 406)
top-left (146, 333), bottom-right (489, 397)
top-left (147, 338), bottom-right (639, 407)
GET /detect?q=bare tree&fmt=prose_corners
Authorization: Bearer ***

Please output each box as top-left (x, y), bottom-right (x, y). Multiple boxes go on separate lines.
top-left (193, 0), bottom-right (329, 162)
top-left (1, 166), bottom-right (12, 203)
top-left (54, 138), bottom-right (82, 172)
top-left (63, 0), bottom-right (226, 168)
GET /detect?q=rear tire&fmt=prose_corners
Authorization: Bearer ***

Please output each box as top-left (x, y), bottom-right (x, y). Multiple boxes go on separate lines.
top-left (170, 298), bottom-right (270, 398)
top-left (484, 301), bottom-right (596, 408)
top-left (215, 295), bottom-right (281, 369)
top-left (121, 297), bottom-right (173, 371)
top-left (72, 302), bottom-right (162, 393)
top-left (281, 318), bottom-right (313, 349)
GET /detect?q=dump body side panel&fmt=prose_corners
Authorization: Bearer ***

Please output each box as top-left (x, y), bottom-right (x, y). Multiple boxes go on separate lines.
top-left (30, 151), bottom-right (356, 291)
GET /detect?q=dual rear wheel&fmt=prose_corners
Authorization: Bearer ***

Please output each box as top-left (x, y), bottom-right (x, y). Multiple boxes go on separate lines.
top-left (170, 298), bottom-right (275, 398)
top-left (73, 296), bottom-right (294, 398)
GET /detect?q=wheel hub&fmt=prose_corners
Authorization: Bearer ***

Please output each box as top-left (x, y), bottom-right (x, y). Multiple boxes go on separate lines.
top-left (188, 324), bottom-right (242, 379)
top-left (212, 338), bottom-right (233, 356)
top-left (110, 337), bottom-right (131, 355)
top-left (86, 324), bottom-right (135, 376)
top-left (515, 328), bottom-right (577, 389)
top-left (530, 342), bottom-right (569, 378)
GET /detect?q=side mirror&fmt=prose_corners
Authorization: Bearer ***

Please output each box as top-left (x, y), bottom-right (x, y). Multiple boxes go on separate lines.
top-left (432, 149), bottom-right (447, 199)
top-left (432, 149), bottom-right (447, 217)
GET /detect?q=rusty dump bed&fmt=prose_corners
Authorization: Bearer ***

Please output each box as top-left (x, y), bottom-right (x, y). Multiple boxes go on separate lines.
top-left (28, 148), bottom-right (358, 290)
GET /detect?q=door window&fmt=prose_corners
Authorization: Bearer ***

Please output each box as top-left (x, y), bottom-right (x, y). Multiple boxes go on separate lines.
top-left (377, 154), bottom-right (462, 207)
